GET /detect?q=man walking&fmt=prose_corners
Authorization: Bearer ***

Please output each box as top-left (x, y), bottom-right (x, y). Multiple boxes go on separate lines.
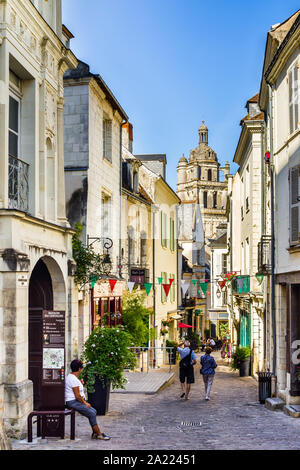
top-left (200, 347), bottom-right (217, 401)
top-left (177, 340), bottom-right (197, 401)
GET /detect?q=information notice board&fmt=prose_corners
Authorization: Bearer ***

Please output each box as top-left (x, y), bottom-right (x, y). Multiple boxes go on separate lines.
top-left (42, 311), bottom-right (65, 386)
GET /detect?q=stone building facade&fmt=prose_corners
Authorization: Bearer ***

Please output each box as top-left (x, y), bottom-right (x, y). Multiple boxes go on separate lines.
top-left (63, 60), bottom-right (128, 340)
top-left (259, 11), bottom-right (300, 403)
top-left (0, 0), bottom-right (77, 437)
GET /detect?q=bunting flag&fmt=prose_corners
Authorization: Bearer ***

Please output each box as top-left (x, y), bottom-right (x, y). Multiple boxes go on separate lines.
top-left (181, 280), bottom-right (190, 296)
top-left (90, 275), bottom-right (99, 289)
top-left (127, 281), bottom-right (135, 293)
top-left (218, 280), bottom-right (227, 290)
top-left (192, 280), bottom-right (197, 286)
top-left (144, 283), bottom-right (153, 296)
top-left (162, 284), bottom-right (171, 297)
top-left (109, 279), bottom-right (117, 292)
top-left (200, 282), bottom-right (209, 296)
top-left (158, 277), bottom-right (163, 285)
top-left (169, 278), bottom-right (174, 285)
top-left (256, 274), bottom-right (264, 285)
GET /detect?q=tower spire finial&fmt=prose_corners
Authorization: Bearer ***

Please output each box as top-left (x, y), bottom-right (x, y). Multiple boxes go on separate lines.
top-left (199, 120), bottom-right (208, 145)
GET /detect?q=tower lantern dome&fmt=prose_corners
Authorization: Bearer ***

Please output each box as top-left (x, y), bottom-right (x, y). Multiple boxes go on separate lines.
top-left (199, 120), bottom-right (208, 145)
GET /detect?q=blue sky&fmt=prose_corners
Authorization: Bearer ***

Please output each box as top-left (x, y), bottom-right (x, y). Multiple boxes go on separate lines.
top-left (62, 0), bottom-right (300, 191)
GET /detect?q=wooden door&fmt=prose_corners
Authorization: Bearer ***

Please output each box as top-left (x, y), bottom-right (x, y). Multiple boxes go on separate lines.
top-left (28, 260), bottom-right (53, 410)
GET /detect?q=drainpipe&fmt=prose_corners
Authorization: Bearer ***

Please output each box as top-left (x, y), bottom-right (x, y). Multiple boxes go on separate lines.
top-left (119, 119), bottom-right (128, 279)
top-left (268, 83), bottom-right (277, 376)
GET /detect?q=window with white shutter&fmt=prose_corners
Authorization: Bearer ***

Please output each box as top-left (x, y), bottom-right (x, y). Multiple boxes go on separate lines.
top-left (290, 166), bottom-right (300, 245)
top-left (289, 64), bottom-right (299, 135)
top-left (103, 119), bottom-right (112, 162)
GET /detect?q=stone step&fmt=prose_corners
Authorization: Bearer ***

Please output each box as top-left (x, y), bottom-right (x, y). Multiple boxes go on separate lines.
top-left (283, 405), bottom-right (300, 418)
top-left (265, 397), bottom-right (285, 411)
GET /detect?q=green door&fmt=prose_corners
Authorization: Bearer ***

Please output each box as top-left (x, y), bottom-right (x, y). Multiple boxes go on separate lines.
top-left (240, 309), bottom-right (251, 347)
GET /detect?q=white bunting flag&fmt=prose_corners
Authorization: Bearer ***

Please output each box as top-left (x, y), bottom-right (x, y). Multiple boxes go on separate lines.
top-left (181, 280), bottom-right (190, 296)
top-left (127, 281), bottom-right (135, 293)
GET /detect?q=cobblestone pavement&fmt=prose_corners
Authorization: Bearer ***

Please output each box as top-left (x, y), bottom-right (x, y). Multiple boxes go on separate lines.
top-left (11, 353), bottom-right (300, 450)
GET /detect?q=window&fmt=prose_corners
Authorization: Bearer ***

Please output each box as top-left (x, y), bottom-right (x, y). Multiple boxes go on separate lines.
top-left (128, 226), bottom-right (135, 265)
top-left (208, 169), bottom-right (212, 181)
top-left (161, 212), bottom-right (168, 248)
top-left (133, 171), bottom-right (138, 193)
top-left (203, 191), bottom-right (208, 209)
top-left (9, 95), bottom-right (20, 158)
top-left (103, 118), bottom-right (112, 162)
top-left (101, 194), bottom-right (112, 238)
top-left (290, 166), bottom-right (300, 245)
top-left (197, 166), bottom-right (201, 180)
top-left (170, 217), bottom-right (175, 251)
top-left (289, 64), bottom-right (299, 135)
top-left (170, 273), bottom-right (176, 303)
top-left (241, 177), bottom-right (244, 218)
top-left (140, 232), bottom-right (147, 265)
top-left (213, 192), bottom-right (217, 209)
top-left (222, 253), bottom-right (227, 275)
top-left (245, 238), bottom-right (250, 275)
top-left (245, 166), bottom-right (250, 211)
top-left (161, 272), bottom-right (168, 303)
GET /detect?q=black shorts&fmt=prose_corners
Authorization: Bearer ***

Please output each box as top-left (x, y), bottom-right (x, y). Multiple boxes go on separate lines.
top-left (179, 365), bottom-right (195, 384)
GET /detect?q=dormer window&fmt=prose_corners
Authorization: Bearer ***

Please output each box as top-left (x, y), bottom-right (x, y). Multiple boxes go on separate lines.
top-left (133, 171), bottom-right (138, 193)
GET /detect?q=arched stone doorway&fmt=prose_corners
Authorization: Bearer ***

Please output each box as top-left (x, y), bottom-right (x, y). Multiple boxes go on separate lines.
top-left (28, 256), bottom-right (66, 410)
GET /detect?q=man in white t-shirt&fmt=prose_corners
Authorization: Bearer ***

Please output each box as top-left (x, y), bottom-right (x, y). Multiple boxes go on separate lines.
top-left (65, 359), bottom-right (110, 440)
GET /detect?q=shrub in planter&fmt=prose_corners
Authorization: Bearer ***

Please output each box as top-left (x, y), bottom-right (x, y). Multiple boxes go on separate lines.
top-left (231, 346), bottom-right (251, 376)
top-left (81, 326), bottom-right (136, 414)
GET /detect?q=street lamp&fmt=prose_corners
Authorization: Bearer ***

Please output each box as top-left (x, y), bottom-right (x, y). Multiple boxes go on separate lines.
top-left (216, 287), bottom-right (222, 299)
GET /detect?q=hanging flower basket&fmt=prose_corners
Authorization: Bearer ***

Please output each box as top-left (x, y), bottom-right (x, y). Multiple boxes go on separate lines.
top-left (161, 319), bottom-right (170, 327)
top-left (160, 328), bottom-right (169, 336)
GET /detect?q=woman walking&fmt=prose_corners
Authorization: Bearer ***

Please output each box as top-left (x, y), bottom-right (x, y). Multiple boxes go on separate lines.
top-left (200, 347), bottom-right (218, 401)
top-left (177, 340), bottom-right (197, 401)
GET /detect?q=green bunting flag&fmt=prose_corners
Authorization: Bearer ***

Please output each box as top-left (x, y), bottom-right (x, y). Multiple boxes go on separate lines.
top-left (90, 275), bottom-right (99, 289)
top-left (256, 274), bottom-right (264, 285)
top-left (192, 280), bottom-right (197, 286)
top-left (158, 277), bottom-right (163, 285)
top-left (200, 282), bottom-right (208, 296)
top-left (144, 283), bottom-right (153, 296)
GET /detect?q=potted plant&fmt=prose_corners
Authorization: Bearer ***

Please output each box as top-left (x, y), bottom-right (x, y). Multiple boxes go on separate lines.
top-left (81, 326), bottom-right (136, 415)
top-left (231, 346), bottom-right (251, 377)
top-left (160, 328), bottom-right (168, 337)
top-left (166, 340), bottom-right (178, 364)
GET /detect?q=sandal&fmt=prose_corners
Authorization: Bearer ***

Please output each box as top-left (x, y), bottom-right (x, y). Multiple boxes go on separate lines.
top-left (91, 432), bottom-right (111, 440)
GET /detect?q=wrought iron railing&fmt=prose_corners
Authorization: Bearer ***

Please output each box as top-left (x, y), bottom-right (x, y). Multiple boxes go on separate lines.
top-left (8, 155), bottom-right (29, 212)
top-left (129, 347), bottom-right (176, 373)
top-left (258, 235), bottom-right (272, 275)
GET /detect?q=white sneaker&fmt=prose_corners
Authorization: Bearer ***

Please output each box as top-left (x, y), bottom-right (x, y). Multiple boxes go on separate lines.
top-left (205, 397), bottom-right (210, 401)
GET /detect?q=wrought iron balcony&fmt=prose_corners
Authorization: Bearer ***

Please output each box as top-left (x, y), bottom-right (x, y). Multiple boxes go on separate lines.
top-left (258, 235), bottom-right (272, 275)
top-left (8, 155), bottom-right (29, 212)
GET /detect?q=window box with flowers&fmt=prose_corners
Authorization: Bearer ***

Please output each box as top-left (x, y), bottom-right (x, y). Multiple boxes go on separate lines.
top-left (81, 326), bottom-right (136, 415)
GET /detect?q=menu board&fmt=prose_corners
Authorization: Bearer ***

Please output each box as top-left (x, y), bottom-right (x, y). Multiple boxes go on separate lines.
top-left (42, 311), bottom-right (65, 385)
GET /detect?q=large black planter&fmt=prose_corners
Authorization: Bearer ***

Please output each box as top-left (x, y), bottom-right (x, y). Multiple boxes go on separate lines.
top-left (87, 377), bottom-right (110, 416)
top-left (239, 357), bottom-right (251, 377)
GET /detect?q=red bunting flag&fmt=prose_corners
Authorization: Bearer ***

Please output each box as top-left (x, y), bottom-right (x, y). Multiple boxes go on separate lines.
top-left (162, 284), bottom-right (171, 297)
top-left (169, 278), bottom-right (174, 285)
top-left (218, 280), bottom-right (226, 290)
top-left (109, 279), bottom-right (117, 292)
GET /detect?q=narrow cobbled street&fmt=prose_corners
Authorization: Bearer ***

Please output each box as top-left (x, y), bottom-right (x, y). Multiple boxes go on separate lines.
top-left (12, 353), bottom-right (300, 451)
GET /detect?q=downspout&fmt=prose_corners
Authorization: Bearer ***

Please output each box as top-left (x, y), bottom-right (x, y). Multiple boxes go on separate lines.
top-left (119, 119), bottom-right (128, 279)
top-left (268, 83), bottom-right (277, 376)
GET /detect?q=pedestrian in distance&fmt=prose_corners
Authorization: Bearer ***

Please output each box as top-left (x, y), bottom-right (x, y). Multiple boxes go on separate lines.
top-left (200, 347), bottom-right (218, 401)
top-left (65, 359), bottom-right (111, 440)
top-left (177, 340), bottom-right (197, 401)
